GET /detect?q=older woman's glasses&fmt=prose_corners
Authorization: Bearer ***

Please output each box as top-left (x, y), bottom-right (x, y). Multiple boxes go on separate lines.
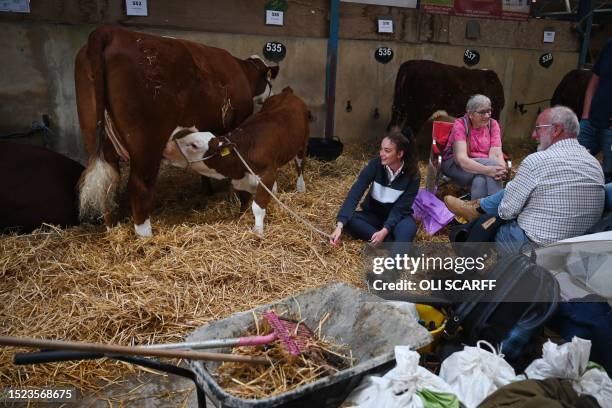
top-left (475, 109), bottom-right (492, 115)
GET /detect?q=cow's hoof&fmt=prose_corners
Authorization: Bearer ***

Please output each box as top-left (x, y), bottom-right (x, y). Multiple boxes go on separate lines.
top-left (134, 219), bottom-right (153, 237)
top-left (296, 175), bottom-right (306, 192)
top-left (252, 226), bottom-right (264, 237)
top-left (105, 222), bottom-right (122, 232)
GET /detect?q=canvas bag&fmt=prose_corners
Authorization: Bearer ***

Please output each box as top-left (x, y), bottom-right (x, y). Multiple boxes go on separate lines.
top-left (343, 346), bottom-right (458, 408)
top-left (523, 338), bottom-right (612, 407)
top-left (439, 340), bottom-right (516, 408)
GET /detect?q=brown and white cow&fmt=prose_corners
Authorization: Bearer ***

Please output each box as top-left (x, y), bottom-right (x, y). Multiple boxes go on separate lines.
top-left (388, 60), bottom-right (505, 160)
top-left (76, 26), bottom-right (279, 237)
top-left (163, 87), bottom-right (309, 236)
top-left (1, 142), bottom-right (84, 233)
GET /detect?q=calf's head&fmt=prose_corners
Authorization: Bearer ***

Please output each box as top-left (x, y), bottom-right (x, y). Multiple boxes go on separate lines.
top-left (164, 126), bottom-right (216, 168)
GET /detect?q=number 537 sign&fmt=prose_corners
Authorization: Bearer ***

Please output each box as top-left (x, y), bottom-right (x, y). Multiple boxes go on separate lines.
top-left (126, 0), bottom-right (148, 16)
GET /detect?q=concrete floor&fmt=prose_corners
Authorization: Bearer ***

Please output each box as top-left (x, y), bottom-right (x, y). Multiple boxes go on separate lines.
top-left (78, 372), bottom-right (200, 407)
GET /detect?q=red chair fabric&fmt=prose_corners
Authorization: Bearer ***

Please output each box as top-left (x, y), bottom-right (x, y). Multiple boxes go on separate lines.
top-left (432, 121), bottom-right (454, 152)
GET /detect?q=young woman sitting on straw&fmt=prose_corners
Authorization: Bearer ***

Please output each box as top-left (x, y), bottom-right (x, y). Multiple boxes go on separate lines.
top-left (329, 128), bottom-right (420, 246)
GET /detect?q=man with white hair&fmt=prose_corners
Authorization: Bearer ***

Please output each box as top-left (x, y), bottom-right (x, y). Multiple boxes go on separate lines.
top-left (445, 106), bottom-right (605, 254)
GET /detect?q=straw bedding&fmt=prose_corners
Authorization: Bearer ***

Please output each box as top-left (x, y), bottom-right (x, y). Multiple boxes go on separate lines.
top-left (214, 312), bottom-right (353, 399)
top-left (0, 153), bottom-right (447, 395)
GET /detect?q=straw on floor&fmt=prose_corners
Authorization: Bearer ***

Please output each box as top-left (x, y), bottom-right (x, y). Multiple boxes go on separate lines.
top-left (0, 154), bottom-right (444, 394)
top-left (214, 311), bottom-right (353, 399)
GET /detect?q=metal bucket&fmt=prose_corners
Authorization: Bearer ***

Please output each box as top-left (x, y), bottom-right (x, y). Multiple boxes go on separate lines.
top-left (188, 283), bottom-right (431, 408)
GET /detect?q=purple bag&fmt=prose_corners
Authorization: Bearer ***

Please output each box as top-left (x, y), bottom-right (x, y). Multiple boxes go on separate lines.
top-left (412, 189), bottom-right (454, 235)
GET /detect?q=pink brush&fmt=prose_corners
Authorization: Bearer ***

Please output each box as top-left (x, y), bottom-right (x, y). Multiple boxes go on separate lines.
top-left (145, 311), bottom-right (313, 356)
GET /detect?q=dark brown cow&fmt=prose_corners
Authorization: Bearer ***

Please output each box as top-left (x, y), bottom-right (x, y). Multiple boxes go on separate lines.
top-left (388, 60), bottom-right (505, 160)
top-left (76, 26), bottom-right (279, 237)
top-left (550, 69), bottom-right (593, 118)
top-left (1, 142), bottom-right (84, 233)
top-left (162, 87), bottom-right (309, 236)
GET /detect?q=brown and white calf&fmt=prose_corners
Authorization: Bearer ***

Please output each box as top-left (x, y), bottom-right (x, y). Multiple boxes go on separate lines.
top-left (76, 26), bottom-right (279, 237)
top-left (163, 87), bottom-right (309, 235)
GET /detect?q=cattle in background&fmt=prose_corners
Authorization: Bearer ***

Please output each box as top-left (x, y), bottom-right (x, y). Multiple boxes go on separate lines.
top-left (163, 87), bottom-right (309, 236)
top-left (551, 69), bottom-right (592, 118)
top-left (1, 143), bottom-right (84, 233)
top-left (76, 26), bottom-right (279, 237)
top-left (388, 60), bottom-right (505, 160)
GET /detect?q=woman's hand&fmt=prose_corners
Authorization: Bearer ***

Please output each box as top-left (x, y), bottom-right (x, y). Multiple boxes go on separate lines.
top-left (370, 228), bottom-right (389, 246)
top-left (329, 225), bottom-right (343, 246)
top-left (487, 165), bottom-right (507, 180)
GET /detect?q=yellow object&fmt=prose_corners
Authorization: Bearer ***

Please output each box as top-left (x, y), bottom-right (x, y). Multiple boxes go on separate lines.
top-left (454, 215), bottom-right (468, 224)
top-left (416, 304), bottom-right (447, 354)
top-left (220, 147), bottom-right (231, 157)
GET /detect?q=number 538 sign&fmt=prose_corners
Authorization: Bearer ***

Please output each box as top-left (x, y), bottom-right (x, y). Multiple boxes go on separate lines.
top-left (126, 0), bottom-right (148, 16)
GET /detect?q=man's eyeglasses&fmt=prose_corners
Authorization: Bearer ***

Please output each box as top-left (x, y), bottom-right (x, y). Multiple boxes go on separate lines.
top-left (534, 124), bottom-right (554, 132)
top-left (474, 109), bottom-right (492, 115)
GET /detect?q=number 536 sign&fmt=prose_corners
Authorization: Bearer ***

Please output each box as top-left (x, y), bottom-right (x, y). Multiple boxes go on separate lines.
top-left (126, 0), bottom-right (148, 16)
top-left (374, 47), bottom-right (393, 64)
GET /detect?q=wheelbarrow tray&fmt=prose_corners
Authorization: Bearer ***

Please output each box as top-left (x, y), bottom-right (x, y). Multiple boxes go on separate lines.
top-left (188, 282), bottom-right (431, 408)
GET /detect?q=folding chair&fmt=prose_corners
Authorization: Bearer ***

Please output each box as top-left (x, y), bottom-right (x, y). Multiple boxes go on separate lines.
top-left (425, 121), bottom-right (454, 193)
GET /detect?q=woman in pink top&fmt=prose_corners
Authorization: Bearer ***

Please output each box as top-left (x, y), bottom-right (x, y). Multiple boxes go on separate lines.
top-left (441, 94), bottom-right (507, 199)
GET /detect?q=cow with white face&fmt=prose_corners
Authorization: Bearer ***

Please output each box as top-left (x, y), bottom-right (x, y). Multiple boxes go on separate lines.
top-left (249, 55), bottom-right (275, 105)
top-left (163, 87), bottom-right (309, 236)
top-left (76, 26), bottom-right (280, 237)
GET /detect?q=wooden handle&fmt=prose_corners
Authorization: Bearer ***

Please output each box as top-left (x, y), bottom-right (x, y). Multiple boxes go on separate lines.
top-left (0, 335), bottom-right (268, 364)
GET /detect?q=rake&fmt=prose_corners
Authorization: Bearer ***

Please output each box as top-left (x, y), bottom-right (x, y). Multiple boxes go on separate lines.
top-left (146, 311), bottom-right (315, 356)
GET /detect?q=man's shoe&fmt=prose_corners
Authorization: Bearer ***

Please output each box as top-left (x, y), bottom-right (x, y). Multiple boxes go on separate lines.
top-left (444, 195), bottom-right (481, 222)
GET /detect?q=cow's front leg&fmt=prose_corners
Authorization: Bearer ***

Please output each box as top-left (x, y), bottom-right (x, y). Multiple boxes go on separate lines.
top-left (294, 154), bottom-right (306, 192)
top-left (200, 175), bottom-right (213, 195)
top-left (251, 171), bottom-right (276, 236)
top-left (128, 158), bottom-right (161, 237)
top-left (237, 190), bottom-right (252, 213)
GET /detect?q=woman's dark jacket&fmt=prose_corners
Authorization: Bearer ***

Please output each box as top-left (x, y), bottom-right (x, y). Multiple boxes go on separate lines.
top-left (336, 157), bottom-right (420, 231)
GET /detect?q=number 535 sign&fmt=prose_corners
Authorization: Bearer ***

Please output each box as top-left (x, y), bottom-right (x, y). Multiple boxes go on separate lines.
top-left (126, 0), bottom-right (148, 16)
top-left (263, 42), bottom-right (286, 62)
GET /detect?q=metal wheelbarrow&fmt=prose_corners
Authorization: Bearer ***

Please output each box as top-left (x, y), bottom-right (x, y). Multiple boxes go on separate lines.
top-left (11, 283), bottom-right (431, 407)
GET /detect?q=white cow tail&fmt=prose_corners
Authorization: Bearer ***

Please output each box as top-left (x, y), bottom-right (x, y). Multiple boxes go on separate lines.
top-left (79, 27), bottom-right (121, 222)
top-left (78, 157), bottom-right (119, 221)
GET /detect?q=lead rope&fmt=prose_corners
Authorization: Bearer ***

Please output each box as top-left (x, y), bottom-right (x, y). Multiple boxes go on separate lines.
top-left (230, 146), bottom-right (331, 240)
